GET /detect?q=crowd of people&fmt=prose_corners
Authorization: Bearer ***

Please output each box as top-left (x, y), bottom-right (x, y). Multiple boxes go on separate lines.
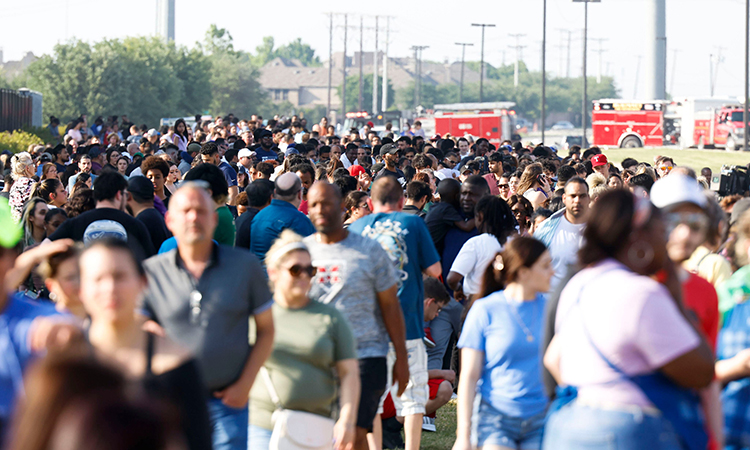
top-left (0, 110), bottom-right (748, 450)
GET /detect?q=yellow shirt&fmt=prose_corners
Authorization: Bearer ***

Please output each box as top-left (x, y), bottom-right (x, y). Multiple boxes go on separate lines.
top-left (683, 245), bottom-right (733, 287)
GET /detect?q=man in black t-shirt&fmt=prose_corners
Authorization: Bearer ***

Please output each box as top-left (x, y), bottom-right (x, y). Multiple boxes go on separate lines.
top-left (126, 176), bottom-right (171, 251)
top-left (234, 179), bottom-right (273, 249)
top-left (48, 171), bottom-right (155, 260)
top-left (374, 143), bottom-right (406, 187)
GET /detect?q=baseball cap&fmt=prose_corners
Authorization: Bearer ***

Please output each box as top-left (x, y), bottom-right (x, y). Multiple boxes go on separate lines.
top-left (238, 149), bottom-right (254, 159)
top-left (0, 197), bottom-right (22, 248)
top-left (128, 176), bottom-right (155, 201)
top-left (187, 142), bottom-right (202, 154)
top-left (88, 147), bottom-right (102, 158)
top-left (146, 128), bottom-right (160, 137)
top-left (591, 154), bottom-right (608, 167)
top-left (379, 143), bottom-right (398, 157)
top-left (650, 173), bottom-right (707, 211)
top-left (349, 165), bottom-right (366, 177)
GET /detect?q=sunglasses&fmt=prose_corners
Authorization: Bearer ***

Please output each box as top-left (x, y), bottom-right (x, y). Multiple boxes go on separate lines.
top-left (498, 183), bottom-right (510, 189)
top-left (189, 290), bottom-right (203, 326)
top-left (665, 212), bottom-right (708, 235)
top-left (286, 264), bottom-right (317, 278)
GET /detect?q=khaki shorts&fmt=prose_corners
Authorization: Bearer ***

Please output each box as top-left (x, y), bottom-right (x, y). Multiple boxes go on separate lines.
top-left (378, 338), bottom-right (429, 416)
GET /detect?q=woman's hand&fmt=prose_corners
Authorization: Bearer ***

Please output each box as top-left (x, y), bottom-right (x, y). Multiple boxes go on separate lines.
top-left (333, 419), bottom-right (355, 450)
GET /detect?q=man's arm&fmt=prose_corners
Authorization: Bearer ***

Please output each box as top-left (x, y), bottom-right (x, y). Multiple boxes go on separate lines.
top-left (376, 284), bottom-right (410, 396)
top-left (423, 261), bottom-right (442, 278)
top-left (213, 307), bottom-right (274, 408)
top-left (227, 185), bottom-right (239, 206)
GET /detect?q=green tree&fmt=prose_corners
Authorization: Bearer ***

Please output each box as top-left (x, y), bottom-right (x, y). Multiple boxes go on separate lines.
top-left (274, 38), bottom-right (322, 67)
top-left (21, 37), bottom-right (213, 126)
top-left (336, 74), bottom-right (395, 113)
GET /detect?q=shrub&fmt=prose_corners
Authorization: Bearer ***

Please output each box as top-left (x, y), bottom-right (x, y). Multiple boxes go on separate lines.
top-left (0, 129), bottom-right (45, 154)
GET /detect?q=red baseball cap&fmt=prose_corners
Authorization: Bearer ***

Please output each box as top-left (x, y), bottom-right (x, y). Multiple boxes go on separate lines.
top-left (349, 165), bottom-right (366, 177)
top-left (591, 154), bottom-right (609, 167)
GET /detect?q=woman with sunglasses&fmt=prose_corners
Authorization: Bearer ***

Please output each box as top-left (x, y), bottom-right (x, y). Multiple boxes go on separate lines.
top-left (249, 230), bottom-right (360, 450)
top-left (78, 238), bottom-right (212, 450)
top-left (343, 191), bottom-right (371, 228)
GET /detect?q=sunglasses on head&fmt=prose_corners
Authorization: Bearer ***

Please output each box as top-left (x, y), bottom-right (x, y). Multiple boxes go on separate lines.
top-left (286, 264), bottom-right (317, 278)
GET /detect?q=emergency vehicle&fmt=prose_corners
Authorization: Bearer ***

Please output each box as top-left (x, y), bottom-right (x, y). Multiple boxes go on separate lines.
top-left (342, 111), bottom-right (403, 135)
top-left (591, 97), bottom-right (739, 149)
top-left (433, 102), bottom-right (519, 144)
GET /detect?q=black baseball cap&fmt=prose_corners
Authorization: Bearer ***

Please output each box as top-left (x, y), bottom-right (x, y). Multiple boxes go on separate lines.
top-left (379, 143), bottom-right (398, 157)
top-left (127, 176), bottom-right (154, 201)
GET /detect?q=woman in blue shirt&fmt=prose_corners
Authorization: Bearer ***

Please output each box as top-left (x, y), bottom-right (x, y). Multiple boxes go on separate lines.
top-left (453, 237), bottom-right (553, 450)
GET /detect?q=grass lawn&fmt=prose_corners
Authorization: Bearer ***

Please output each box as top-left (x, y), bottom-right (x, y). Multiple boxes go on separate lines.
top-left (418, 400), bottom-right (457, 450)
top-left (599, 147), bottom-right (750, 174)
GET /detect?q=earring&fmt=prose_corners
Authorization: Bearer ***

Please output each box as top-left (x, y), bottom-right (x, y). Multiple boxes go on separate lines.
top-left (49, 292), bottom-right (57, 302)
top-left (493, 255), bottom-right (505, 271)
top-left (628, 241), bottom-right (654, 268)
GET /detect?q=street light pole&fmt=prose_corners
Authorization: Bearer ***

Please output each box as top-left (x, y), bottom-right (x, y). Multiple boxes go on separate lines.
top-left (574, 0), bottom-right (600, 146)
top-left (745, 0), bottom-right (749, 151)
top-left (542, 0), bottom-right (548, 145)
top-left (472, 23), bottom-right (496, 102)
top-left (582, 0), bottom-right (589, 146)
top-left (455, 42), bottom-right (474, 103)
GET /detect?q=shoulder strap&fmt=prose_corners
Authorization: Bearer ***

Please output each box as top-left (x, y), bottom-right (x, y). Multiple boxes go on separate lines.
top-left (145, 332), bottom-right (155, 376)
top-left (260, 367), bottom-right (283, 409)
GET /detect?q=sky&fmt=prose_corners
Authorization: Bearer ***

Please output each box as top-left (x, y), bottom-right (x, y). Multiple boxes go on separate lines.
top-left (2, 0), bottom-right (748, 101)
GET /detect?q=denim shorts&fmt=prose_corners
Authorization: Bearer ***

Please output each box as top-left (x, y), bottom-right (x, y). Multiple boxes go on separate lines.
top-left (542, 401), bottom-right (683, 450)
top-left (476, 399), bottom-right (546, 450)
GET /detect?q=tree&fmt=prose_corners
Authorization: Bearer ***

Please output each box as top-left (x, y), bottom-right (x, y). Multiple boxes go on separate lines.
top-left (20, 37), bottom-right (213, 126)
top-left (251, 36), bottom-right (322, 67)
top-left (336, 74), bottom-right (396, 113)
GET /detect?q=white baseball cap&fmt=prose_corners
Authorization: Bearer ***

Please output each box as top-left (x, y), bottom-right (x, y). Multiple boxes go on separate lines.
top-left (238, 149), bottom-right (254, 159)
top-left (650, 173), bottom-right (707, 210)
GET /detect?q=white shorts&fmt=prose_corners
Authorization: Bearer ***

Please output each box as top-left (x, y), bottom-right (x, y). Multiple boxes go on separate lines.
top-left (378, 338), bottom-right (429, 416)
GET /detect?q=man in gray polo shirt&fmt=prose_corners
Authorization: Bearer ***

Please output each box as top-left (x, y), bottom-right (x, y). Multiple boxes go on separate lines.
top-left (142, 182), bottom-right (275, 450)
top-left (304, 181), bottom-right (409, 450)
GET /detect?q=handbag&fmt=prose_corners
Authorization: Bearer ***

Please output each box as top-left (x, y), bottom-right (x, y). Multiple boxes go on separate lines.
top-left (550, 269), bottom-right (708, 450)
top-left (260, 367), bottom-right (335, 450)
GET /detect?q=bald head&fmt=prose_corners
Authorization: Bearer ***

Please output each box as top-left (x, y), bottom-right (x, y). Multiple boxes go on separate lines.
top-left (166, 183), bottom-right (217, 246)
top-left (309, 180), bottom-right (342, 203)
top-left (370, 177), bottom-right (403, 207)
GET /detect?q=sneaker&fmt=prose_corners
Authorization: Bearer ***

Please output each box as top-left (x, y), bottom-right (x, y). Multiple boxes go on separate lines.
top-left (422, 416), bottom-right (436, 432)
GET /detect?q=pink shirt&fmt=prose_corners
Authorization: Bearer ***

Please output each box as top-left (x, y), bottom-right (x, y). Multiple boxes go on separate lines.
top-left (555, 259), bottom-right (700, 408)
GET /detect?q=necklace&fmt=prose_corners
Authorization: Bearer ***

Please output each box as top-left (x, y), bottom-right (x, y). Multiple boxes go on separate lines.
top-left (505, 296), bottom-right (537, 342)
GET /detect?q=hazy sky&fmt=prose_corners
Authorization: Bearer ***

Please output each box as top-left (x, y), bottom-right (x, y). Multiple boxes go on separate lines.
top-left (2, 0), bottom-right (748, 100)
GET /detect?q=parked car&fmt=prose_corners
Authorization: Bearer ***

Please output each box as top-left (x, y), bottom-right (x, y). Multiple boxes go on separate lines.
top-left (551, 121), bottom-right (575, 130)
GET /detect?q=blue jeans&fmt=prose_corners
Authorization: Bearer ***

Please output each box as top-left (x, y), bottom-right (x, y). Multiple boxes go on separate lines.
top-left (476, 399), bottom-right (545, 450)
top-left (208, 398), bottom-right (248, 450)
top-left (248, 424), bottom-right (272, 450)
top-left (543, 402), bottom-right (683, 450)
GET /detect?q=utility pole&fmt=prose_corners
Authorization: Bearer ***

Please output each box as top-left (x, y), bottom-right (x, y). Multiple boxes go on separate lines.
top-left (342, 14), bottom-right (347, 115)
top-left (358, 16), bottom-right (364, 112)
top-left (508, 33), bottom-right (527, 88)
top-left (327, 13), bottom-right (333, 119)
top-left (634, 55), bottom-right (643, 98)
top-left (669, 48), bottom-right (680, 95)
top-left (542, 0), bottom-right (548, 144)
top-left (455, 42), bottom-right (474, 102)
top-left (744, 0), bottom-right (748, 151)
top-left (382, 17), bottom-right (390, 112)
top-left (411, 45), bottom-right (429, 107)
top-left (591, 38), bottom-right (607, 83)
top-left (472, 23), bottom-right (496, 102)
top-left (372, 16), bottom-right (379, 115)
top-left (710, 47), bottom-right (725, 97)
top-left (574, 0), bottom-right (599, 146)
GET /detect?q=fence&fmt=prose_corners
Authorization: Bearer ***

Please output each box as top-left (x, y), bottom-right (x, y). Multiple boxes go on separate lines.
top-left (0, 88), bottom-right (43, 132)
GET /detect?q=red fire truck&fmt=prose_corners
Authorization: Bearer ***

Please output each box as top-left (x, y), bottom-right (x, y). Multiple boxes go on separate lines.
top-left (592, 97), bottom-right (740, 149)
top-left (693, 105), bottom-right (747, 151)
top-left (433, 102), bottom-right (519, 144)
top-left (591, 99), bottom-right (666, 148)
